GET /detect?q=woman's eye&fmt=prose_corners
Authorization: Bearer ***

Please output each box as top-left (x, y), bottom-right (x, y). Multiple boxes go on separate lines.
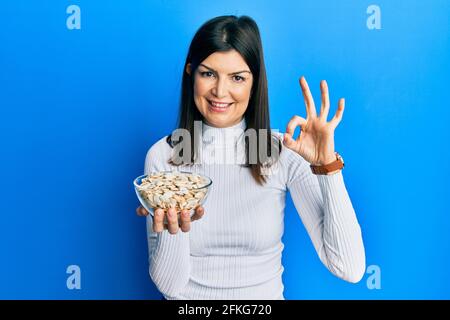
top-left (200, 71), bottom-right (245, 83)
top-left (200, 71), bottom-right (214, 77)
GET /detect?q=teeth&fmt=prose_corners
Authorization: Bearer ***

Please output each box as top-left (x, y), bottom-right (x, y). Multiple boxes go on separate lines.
top-left (210, 101), bottom-right (231, 108)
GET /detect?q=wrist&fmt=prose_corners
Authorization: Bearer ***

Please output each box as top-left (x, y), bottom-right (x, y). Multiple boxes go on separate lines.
top-left (310, 152), bottom-right (345, 175)
top-left (313, 154), bottom-right (337, 166)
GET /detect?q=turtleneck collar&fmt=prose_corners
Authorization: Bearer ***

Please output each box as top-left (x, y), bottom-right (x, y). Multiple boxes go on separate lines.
top-left (201, 117), bottom-right (247, 148)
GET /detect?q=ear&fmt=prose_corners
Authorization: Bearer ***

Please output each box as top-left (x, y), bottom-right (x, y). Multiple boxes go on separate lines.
top-left (186, 63), bottom-right (192, 75)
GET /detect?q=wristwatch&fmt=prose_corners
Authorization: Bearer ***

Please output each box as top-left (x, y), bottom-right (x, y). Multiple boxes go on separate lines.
top-left (310, 152), bottom-right (345, 175)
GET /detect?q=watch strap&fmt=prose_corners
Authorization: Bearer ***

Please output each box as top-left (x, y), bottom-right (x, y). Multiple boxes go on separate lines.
top-left (310, 152), bottom-right (344, 175)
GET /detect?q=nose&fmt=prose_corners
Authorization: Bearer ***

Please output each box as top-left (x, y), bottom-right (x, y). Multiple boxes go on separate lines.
top-left (211, 77), bottom-right (228, 98)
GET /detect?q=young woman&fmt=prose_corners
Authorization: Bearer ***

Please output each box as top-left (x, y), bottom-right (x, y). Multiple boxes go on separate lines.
top-left (136, 15), bottom-right (365, 300)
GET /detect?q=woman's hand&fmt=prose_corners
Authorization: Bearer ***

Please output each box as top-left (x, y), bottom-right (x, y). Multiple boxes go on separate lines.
top-left (283, 76), bottom-right (345, 166)
top-left (136, 205), bottom-right (205, 234)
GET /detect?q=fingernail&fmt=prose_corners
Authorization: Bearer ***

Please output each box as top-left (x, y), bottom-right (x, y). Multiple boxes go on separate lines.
top-left (167, 208), bottom-right (175, 217)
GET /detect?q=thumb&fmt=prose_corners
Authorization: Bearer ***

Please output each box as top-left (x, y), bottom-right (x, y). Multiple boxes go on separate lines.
top-left (283, 132), bottom-right (297, 149)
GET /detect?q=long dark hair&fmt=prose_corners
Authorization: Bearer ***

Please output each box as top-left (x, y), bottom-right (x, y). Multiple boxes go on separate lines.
top-left (167, 15), bottom-right (281, 185)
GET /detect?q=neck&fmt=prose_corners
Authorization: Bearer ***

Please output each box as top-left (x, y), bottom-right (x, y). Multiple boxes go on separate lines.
top-left (202, 117), bottom-right (247, 148)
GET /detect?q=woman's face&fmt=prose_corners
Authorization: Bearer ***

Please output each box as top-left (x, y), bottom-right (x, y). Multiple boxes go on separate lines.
top-left (186, 50), bottom-right (253, 128)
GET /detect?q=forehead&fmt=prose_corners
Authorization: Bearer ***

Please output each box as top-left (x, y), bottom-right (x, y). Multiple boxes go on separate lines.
top-left (200, 50), bottom-right (250, 72)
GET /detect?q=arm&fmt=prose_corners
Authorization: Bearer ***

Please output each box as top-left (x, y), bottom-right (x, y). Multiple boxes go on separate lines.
top-left (144, 141), bottom-right (191, 298)
top-left (282, 76), bottom-right (366, 283)
top-left (286, 154), bottom-right (366, 283)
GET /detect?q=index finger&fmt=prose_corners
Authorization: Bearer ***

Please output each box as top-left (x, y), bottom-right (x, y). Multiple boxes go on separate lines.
top-left (179, 210), bottom-right (191, 232)
top-left (152, 208), bottom-right (165, 233)
top-left (286, 115), bottom-right (307, 137)
top-left (299, 76), bottom-right (317, 118)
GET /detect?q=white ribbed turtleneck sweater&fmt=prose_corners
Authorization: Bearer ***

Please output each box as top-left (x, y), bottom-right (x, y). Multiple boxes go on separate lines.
top-left (144, 118), bottom-right (365, 300)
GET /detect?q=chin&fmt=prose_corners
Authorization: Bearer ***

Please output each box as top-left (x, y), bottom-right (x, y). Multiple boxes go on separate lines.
top-left (198, 102), bottom-right (245, 128)
top-left (204, 117), bottom-right (229, 128)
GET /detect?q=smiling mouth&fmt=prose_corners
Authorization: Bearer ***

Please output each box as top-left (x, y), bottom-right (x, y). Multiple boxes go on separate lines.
top-left (207, 99), bottom-right (233, 111)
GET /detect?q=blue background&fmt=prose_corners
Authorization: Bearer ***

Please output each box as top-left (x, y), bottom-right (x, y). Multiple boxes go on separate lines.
top-left (1, 0), bottom-right (449, 299)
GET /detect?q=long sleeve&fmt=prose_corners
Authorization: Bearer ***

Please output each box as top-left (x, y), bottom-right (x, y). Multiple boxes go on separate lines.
top-left (144, 141), bottom-right (191, 298)
top-left (285, 149), bottom-right (366, 283)
top-left (140, 122), bottom-right (364, 299)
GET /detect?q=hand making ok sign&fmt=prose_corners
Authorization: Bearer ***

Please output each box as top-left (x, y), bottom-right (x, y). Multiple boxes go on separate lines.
top-left (283, 76), bottom-right (345, 166)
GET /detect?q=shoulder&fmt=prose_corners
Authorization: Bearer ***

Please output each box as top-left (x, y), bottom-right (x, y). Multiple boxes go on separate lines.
top-left (144, 135), bottom-right (172, 173)
top-left (146, 135), bottom-right (172, 157)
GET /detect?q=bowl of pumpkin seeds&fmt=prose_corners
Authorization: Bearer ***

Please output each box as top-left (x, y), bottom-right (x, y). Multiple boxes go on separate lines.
top-left (133, 171), bottom-right (212, 217)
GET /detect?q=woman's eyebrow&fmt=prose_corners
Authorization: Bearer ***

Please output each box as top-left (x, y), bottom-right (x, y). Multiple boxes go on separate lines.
top-left (199, 63), bottom-right (251, 75)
